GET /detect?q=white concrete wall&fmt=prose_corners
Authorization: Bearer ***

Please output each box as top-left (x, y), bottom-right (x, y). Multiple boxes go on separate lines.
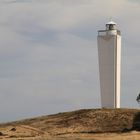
top-left (97, 34), bottom-right (121, 108)
top-left (116, 35), bottom-right (121, 108)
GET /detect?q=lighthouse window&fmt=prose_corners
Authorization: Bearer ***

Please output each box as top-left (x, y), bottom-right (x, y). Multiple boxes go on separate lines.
top-left (109, 24), bottom-right (114, 30)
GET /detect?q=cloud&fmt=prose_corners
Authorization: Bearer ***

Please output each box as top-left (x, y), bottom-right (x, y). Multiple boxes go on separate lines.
top-left (127, 0), bottom-right (140, 4)
top-left (0, 0), bottom-right (140, 122)
top-left (3, 0), bottom-right (33, 3)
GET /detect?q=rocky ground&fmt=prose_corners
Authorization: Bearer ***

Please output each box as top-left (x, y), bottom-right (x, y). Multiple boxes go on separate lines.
top-left (0, 108), bottom-right (140, 139)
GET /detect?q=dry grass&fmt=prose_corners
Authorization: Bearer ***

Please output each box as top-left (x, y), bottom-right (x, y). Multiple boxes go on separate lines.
top-left (0, 108), bottom-right (140, 139)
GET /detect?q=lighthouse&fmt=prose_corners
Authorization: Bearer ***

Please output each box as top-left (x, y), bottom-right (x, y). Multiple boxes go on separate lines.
top-left (97, 21), bottom-right (121, 108)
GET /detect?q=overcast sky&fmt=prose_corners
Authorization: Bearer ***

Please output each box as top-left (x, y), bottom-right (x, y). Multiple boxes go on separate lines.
top-left (0, 0), bottom-right (140, 122)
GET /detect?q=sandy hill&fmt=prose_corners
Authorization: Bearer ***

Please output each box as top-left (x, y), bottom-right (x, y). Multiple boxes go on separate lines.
top-left (0, 108), bottom-right (140, 139)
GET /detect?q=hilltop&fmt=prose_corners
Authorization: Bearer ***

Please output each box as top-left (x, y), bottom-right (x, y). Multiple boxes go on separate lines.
top-left (0, 108), bottom-right (140, 139)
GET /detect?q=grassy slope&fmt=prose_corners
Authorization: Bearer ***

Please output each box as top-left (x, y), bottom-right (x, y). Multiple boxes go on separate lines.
top-left (0, 108), bottom-right (140, 138)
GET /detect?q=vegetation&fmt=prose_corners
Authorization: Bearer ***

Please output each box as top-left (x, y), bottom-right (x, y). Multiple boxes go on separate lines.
top-left (0, 108), bottom-right (140, 139)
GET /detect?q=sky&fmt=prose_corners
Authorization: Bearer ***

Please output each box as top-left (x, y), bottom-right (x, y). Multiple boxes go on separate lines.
top-left (0, 0), bottom-right (140, 122)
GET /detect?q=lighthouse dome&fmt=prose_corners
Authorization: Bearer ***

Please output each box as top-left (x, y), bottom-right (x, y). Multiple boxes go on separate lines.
top-left (106, 21), bottom-right (116, 25)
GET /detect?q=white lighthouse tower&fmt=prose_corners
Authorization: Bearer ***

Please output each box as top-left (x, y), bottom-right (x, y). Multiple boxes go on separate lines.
top-left (97, 21), bottom-right (121, 108)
